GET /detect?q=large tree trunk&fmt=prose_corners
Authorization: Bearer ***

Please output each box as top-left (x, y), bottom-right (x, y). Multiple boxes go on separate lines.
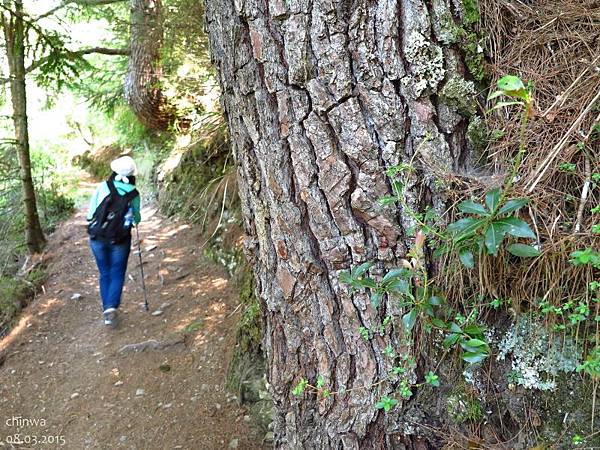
top-left (2, 0), bottom-right (46, 254)
top-left (124, 0), bottom-right (175, 130)
top-left (206, 0), bottom-right (473, 447)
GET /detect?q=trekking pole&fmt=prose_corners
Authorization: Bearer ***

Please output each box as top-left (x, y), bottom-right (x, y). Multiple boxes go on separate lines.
top-left (135, 225), bottom-right (149, 311)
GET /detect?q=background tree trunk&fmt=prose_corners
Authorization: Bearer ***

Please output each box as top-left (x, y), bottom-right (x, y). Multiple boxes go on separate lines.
top-left (2, 0), bottom-right (46, 254)
top-left (124, 0), bottom-right (175, 130)
top-left (206, 0), bottom-right (473, 447)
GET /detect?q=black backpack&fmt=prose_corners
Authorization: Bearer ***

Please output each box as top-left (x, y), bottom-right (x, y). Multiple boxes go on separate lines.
top-left (87, 179), bottom-right (139, 244)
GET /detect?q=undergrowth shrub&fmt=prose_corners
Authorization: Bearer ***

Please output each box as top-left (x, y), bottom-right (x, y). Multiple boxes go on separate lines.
top-left (0, 268), bottom-right (46, 337)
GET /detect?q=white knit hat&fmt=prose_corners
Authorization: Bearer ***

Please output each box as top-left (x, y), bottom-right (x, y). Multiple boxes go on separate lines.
top-left (110, 156), bottom-right (137, 183)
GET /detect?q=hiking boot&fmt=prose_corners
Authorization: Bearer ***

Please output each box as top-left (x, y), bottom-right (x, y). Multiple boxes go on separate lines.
top-left (103, 308), bottom-right (118, 327)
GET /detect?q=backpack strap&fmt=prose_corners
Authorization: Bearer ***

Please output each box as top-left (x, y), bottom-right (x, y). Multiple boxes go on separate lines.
top-left (123, 188), bottom-right (139, 203)
top-left (106, 178), bottom-right (118, 195)
top-left (107, 178), bottom-right (138, 203)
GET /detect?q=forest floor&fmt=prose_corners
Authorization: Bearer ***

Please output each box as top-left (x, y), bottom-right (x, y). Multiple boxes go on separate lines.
top-left (0, 200), bottom-right (265, 449)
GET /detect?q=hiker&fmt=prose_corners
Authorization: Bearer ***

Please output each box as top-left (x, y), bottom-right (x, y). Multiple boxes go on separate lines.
top-left (86, 155), bottom-right (141, 327)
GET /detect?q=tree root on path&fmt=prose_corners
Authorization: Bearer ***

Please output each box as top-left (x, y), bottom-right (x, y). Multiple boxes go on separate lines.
top-left (118, 335), bottom-right (186, 354)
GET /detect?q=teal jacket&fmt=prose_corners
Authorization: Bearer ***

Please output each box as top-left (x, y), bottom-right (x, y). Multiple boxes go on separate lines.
top-left (86, 180), bottom-right (142, 224)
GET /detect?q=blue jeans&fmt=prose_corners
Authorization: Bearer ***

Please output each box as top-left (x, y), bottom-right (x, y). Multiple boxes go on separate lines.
top-left (89, 237), bottom-right (131, 311)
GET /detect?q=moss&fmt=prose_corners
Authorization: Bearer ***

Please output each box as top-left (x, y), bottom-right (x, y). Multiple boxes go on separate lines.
top-left (446, 386), bottom-right (484, 424)
top-left (440, 76), bottom-right (477, 116)
top-left (226, 266), bottom-right (264, 394)
top-left (462, 0), bottom-right (480, 26)
top-left (0, 269), bottom-right (46, 336)
top-left (431, 0), bottom-right (463, 45)
top-left (236, 268), bottom-right (262, 354)
top-left (467, 115), bottom-right (488, 152)
top-left (0, 277), bottom-right (27, 331)
top-left (526, 374), bottom-right (599, 447)
top-left (463, 32), bottom-right (486, 82)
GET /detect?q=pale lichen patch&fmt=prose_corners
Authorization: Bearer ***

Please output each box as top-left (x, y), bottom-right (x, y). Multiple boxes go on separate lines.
top-left (497, 317), bottom-right (582, 391)
top-left (440, 75), bottom-right (477, 115)
top-left (401, 31), bottom-right (445, 98)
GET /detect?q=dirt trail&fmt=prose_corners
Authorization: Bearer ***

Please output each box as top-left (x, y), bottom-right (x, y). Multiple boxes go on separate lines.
top-left (0, 206), bottom-right (264, 449)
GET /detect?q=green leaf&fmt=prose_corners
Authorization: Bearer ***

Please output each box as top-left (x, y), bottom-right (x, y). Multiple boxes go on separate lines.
top-left (487, 90), bottom-right (504, 100)
top-left (488, 101), bottom-right (524, 112)
top-left (498, 198), bottom-right (529, 216)
top-left (371, 292), bottom-right (382, 308)
top-left (466, 338), bottom-right (487, 347)
top-left (494, 217), bottom-right (536, 239)
top-left (462, 351), bottom-right (488, 364)
top-left (458, 248), bottom-right (475, 268)
top-left (507, 243), bottom-right (540, 257)
top-left (360, 277), bottom-right (377, 289)
top-left (339, 271), bottom-right (352, 285)
top-left (497, 75), bottom-right (525, 92)
top-left (353, 262), bottom-right (373, 278)
top-left (379, 196), bottom-right (398, 206)
top-left (428, 295), bottom-right (443, 306)
top-left (402, 309), bottom-right (418, 331)
top-left (449, 322), bottom-right (462, 333)
top-left (316, 375), bottom-right (325, 389)
top-left (460, 338), bottom-right (488, 351)
top-left (430, 318), bottom-right (447, 329)
top-left (447, 217), bottom-right (487, 241)
top-left (387, 278), bottom-right (410, 296)
top-left (392, 366), bottom-right (406, 375)
top-left (485, 188), bottom-right (501, 213)
top-left (484, 222), bottom-right (506, 255)
top-left (458, 200), bottom-right (489, 216)
top-left (292, 378), bottom-right (308, 396)
top-left (382, 268), bottom-right (410, 284)
top-left (464, 324), bottom-right (485, 336)
top-left (443, 333), bottom-right (460, 348)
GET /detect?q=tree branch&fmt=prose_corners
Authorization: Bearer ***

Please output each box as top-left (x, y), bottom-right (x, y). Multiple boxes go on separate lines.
top-left (74, 46), bottom-right (130, 56)
top-left (23, 46), bottom-right (130, 74)
top-left (0, 46), bottom-right (130, 84)
top-left (36, 0), bottom-right (128, 20)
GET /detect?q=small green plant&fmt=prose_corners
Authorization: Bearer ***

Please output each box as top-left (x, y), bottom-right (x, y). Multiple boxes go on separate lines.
top-left (444, 75), bottom-right (540, 268)
top-left (292, 378), bottom-right (309, 396)
top-left (559, 162), bottom-right (577, 173)
top-left (576, 346), bottom-right (600, 378)
top-left (488, 75), bottom-right (533, 185)
top-left (447, 189), bottom-right (539, 267)
top-left (490, 297), bottom-right (511, 309)
top-left (569, 248), bottom-right (600, 270)
top-left (425, 371), bottom-right (440, 387)
top-left (443, 322), bottom-right (490, 363)
top-left (375, 396), bottom-right (398, 412)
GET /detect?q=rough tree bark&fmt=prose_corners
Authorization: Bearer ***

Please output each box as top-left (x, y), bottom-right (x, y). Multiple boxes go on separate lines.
top-left (206, 0), bottom-right (474, 447)
top-left (2, 0), bottom-right (46, 254)
top-left (124, 0), bottom-right (175, 130)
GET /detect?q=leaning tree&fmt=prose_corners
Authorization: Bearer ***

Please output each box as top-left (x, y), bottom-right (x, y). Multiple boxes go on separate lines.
top-left (206, 0), bottom-right (477, 447)
top-left (124, 0), bottom-right (177, 130)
